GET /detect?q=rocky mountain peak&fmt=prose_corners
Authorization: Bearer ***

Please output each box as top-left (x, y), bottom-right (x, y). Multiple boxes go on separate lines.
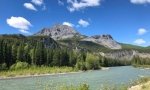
top-left (92, 34), bottom-right (113, 40)
top-left (35, 24), bottom-right (122, 49)
top-left (82, 34), bottom-right (122, 49)
top-left (35, 24), bottom-right (80, 40)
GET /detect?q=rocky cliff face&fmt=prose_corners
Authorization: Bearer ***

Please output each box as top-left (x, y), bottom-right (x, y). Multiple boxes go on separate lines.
top-left (103, 50), bottom-right (136, 60)
top-left (35, 24), bottom-right (81, 40)
top-left (82, 35), bottom-right (122, 49)
top-left (103, 50), bottom-right (150, 60)
top-left (35, 24), bottom-right (122, 49)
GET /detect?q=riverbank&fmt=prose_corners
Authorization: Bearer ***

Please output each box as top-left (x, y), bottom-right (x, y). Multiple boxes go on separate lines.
top-left (129, 81), bottom-right (150, 90)
top-left (0, 71), bottom-right (83, 80)
top-left (133, 65), bottom-right (150, 69)
top-left (0, 66), bottom-right (78, 79)
top-left (128, 77), bottom-right (150, 90)
top-left (1, 66), bottom-right (150, 90)
top-left (0, 66), bottom-right (110, 80)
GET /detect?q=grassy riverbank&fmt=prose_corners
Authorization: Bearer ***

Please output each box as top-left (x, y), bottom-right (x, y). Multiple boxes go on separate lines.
top-left (41, 83), bottom-right (128, 90)
top-left (0, 66), bottom-right (110, 79)
top-left (55, 77), bottom-right (150, 90)
top-left (129, 77), bottom-right (150, 90)
top-left (0, 66), bottom-right (78, 78)
top-left (57, 77), bottom-right (150, 90)
top-left (129, 81), bottom-right (150, 90)
top-left (43, 83), bottom-right (128, 90)
top-left (132, 64), bottom-right (150, 68)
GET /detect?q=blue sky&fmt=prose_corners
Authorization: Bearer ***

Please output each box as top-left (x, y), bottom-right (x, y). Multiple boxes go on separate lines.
top-left (0, 0), bottom-right (150, 46)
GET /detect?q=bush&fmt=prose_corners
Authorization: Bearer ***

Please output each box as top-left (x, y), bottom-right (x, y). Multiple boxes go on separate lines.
top-left (85, 53), bottom-right (100, 70)
top-left (59, 83), bottom-right (89, 90)
top-left (76, 62), bottom-right (87, 71)
top-left (132, 56), bottom-right (150, 65)
top-left (76, 53), bottom-right (101, 70)
top-left (10, 61), bottom-right (29, 70)
top-left (0, 63), bottom-right (7, 70)
top-left (78, 84), bottom-right (89, 90)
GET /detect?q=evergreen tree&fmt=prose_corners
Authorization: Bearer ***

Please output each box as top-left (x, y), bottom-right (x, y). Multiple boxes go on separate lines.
top-left (46, 49), bottom-right (53, 66)
top-left (52, 49), bottom-right (60, 66)
top-left (69, 50), bottom-right (77, 66)
top-left (17, 44), bottom-right (24, 62)
top-left (11, 44), bottom-right (17, 64)
top-left (6, 45), bottom-right (12, 67)
top-left (35, 42), bottom-right (45, 66)
top-left (29, 48), bottom-right (36, 65)
top-left (0, 40), bottom-right (4, 64)
top-left (60, 49), bottom-right (69, 66)
top-left (24, 44), bottom-right (31, 64)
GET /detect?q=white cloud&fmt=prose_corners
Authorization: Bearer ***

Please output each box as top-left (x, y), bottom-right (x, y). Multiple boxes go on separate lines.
top-left (42, 5), bottom-right (46, 10)
top-left (138, 28), bottom-right (148, 35)
top-left (78, 19), bottom-right (89, 27)
top-left (58, 0), bottom-right (64, 6)
top-left (134, 39), bottom-right (146, 45)
top-left (63, 22), bottom-right (74, 27)
top-left (24, 3), bottom-right (37, 11)
top-left (32, 0), bottom-right (43, 6)
top-left (31, 0), bottom-right (46, 11)
top-left (6, 16), bottom-right (32, 34)
top-left (19, 30), bottom-right (31, 34)
top-left (130, 0), bottom-right (150, 4)
top-left (67, 0), bottom-right (101, 12)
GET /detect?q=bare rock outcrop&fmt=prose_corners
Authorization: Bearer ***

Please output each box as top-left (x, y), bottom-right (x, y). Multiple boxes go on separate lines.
top-left (82, 35), bottom-right (122, 49)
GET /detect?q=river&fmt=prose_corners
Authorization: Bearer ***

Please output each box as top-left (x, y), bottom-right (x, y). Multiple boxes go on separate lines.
top-left (0, 66), bottom-right (150, 90)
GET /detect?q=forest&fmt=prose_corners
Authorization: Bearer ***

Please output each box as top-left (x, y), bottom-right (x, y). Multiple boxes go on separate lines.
top-left (0, 34), bottom-right (132, 71)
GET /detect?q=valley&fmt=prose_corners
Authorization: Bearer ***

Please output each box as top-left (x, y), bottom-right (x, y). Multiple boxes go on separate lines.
top-left (0, 25), bottom-right (150, 90)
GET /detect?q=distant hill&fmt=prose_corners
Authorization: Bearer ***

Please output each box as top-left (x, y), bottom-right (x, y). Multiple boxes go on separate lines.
top-left (121, 43), bottom-right (150, 53)
top-left (0, 34), bottom-right (59, 49)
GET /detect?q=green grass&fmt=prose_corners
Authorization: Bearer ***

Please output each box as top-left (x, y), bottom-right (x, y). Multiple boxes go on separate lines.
top-left (0, 66), bottom-right (78, 78)
top-left (120, 43), bottom-right (150, 53)
top-left (129, 77), bottom-right (150, 90)
top-left (58, 84), bottom-right (89, 90)
top-left (131, 77), bottom-right (150, 86)
top-left (132, 64), bottom-right (150, 68)
top-left (42, 83), bottom-right (128, 90)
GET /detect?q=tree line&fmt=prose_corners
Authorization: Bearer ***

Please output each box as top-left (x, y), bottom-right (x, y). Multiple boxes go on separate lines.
top-left (0, 35), bottom-right (134, 70)
top-left (132, 56), bottom-right (150, 66)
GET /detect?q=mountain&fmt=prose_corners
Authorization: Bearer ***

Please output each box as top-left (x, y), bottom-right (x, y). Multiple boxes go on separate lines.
top-left (103, 49), bottom-right (150, 60)
top-left (82, 35), bottom-right (122, 49)
top-left (35, 24), bottom-right (83, 40)
top-left (0, 34), bottom-right (59, 49)
top-left (13, 23), bottom-right (150, 62)
top-left (35, 24), bottom-right (122, 49)
top-left (58, 39), bottom-right (110, 52)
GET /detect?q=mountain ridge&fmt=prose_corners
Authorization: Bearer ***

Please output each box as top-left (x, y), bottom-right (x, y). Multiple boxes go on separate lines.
top-left (1, 33), bottom-right (150, 61)
top-left (35, 24), bottom-right (83, 40)
top-left (35, 24), bottom-right (122, 49)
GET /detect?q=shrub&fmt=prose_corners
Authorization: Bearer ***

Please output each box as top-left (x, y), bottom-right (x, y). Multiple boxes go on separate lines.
top-left (78, 84), bottom-right (89, 90)
top-left (10, 61), bottom-right (29, 70)
top-left (85, 53), bottom-right (100, 70)
top-left (0, 63), bottom-right (7, 70)
top-left (59, 83), bottom-right (89, 90)
top-left (76, 62), bottom-right (87, 71)
top-left (131, 77), bottom-right (150, 86)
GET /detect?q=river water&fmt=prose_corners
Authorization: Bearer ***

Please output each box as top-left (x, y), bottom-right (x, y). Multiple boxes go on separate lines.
top-left (0, 66), bottom-right (150, 90)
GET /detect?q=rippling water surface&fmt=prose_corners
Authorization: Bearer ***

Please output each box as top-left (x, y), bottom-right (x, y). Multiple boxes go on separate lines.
top-left (0, 66), bottom-right (150, 90)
